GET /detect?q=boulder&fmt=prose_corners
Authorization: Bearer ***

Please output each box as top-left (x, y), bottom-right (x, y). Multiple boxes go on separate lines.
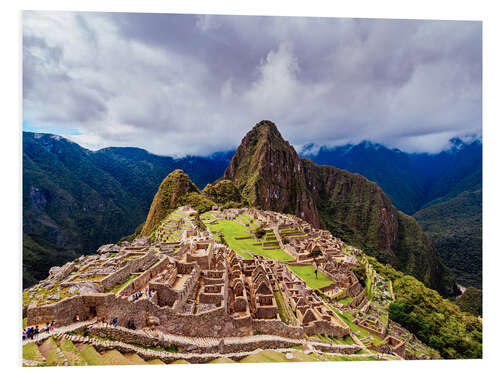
top-left (78, 282), bottom-right (102, 295)
top-left (68, 286), bottom-right (78, 294)
top-left (97, 244), bottom-right (120, 254)
top-left (49, 266), bottom-right (61, 276)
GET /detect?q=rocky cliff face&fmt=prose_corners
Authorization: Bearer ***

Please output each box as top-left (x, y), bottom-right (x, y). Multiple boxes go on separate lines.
top-left (224, 120), bottom-right (455, 295)
top-left (224, 121), bottom-right (320, 227)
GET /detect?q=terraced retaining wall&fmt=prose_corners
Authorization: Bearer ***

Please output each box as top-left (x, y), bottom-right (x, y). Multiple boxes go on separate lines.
top-left (100, 250), bottom-right (158, 290)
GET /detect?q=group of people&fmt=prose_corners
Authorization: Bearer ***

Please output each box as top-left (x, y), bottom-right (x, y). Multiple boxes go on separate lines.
top-left (23, 321), bottom-right (55, 340)
top-left (125, 287), bottom-right (154, 302)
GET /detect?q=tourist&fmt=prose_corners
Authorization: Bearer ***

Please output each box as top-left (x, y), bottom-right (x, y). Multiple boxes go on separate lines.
top-left (50, 321), bottom-right (55, 331)
top-left (113, 317), bottom-right (118, 327)
top-left (45, 322), bottom-right (49, 333)
top-left (34, 326), bottom-right (39, 338)
top-left (22, 329), bottom-right (27, 341)
top-left (27, 327), bottom-right (32, 340)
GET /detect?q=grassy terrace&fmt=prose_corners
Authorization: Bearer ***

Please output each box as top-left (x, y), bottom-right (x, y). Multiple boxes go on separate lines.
top-left (274, 290), bottom-right (298, 325)
top-left (240, 349), bottom-right (320, 363)
top-left (311, 334), bottom-right (355, 346)
top-left (237, 214), bottom-right (259, 229)
top-left (201, 212), bottom-right (294, 261)
top-left (287, 265), bottom-right (333, 289)
top-left (328, 306), bottom-right (384, 346)
top-left (336, 296), bottom-right (353, 305)
top-left (153, 209), bottom-right (190, 242)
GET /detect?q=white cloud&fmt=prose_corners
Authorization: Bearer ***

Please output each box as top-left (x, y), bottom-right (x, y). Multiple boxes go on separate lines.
top-left (22, 12), bottom-right (482, 156)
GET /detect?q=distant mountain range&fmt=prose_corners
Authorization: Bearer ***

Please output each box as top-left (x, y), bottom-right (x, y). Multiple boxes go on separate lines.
top-left (301, 138), bottom-right (482, 288)
top-left (302, 138), bottom-right (481, 215)
top-left (23, 129), bottom-right (482, 291)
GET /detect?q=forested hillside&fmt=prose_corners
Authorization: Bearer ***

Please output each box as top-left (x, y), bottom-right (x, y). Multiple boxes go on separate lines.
top-left (304, 139), bottom-right (482, 288)
top-left (22, 132), bottom-right (232, 286)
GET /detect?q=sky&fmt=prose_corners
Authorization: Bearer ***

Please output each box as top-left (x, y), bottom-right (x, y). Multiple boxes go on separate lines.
top-left (22, 11), bottom-right (482, 156)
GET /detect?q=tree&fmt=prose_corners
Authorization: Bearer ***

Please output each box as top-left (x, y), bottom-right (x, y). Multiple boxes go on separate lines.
top-left (254, 226), bottom-right (266, 239)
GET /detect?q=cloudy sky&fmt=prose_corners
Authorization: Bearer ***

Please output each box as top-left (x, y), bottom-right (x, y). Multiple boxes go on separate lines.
top-left (23, 11), bottom-right (482, 156)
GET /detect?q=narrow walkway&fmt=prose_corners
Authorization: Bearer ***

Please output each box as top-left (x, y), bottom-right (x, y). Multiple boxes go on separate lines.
top-left (58, 332), bottom-right (395, 363)
top-left (94, 322), bottom-right (359, 353)
top-left (23, 319), bottom-right (97, 345)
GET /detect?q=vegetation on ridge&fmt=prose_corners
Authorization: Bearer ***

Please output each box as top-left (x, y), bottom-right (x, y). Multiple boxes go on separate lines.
top-left (359, 254), bottom-right (482, 359)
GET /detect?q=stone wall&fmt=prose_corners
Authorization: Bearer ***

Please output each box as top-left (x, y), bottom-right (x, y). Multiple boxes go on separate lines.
top-left (303, 320), bottom-right (349, 337)
top-left (100, 250), bottom-right (157, 290)
top-left (26, 293), bottom-right (114, 327)
top-left (252, 319), bottom-right (304, 339)
top-left (120, 256), bottom-right (172, 295)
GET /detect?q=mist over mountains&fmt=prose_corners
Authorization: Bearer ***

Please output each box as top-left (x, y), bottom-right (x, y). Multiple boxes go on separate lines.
top-left (302, 138), bottom-right (482, 288)
top-left (302, 138), bottom-right (482, 215)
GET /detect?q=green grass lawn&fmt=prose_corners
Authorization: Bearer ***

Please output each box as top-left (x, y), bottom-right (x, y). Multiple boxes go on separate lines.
top-left (203, 216), bottom-right (293, 261)
top-left (287, 265), bottom-right (333, 289)
top-left (240, 349), bottom-right (318, 363)
top-left (207, 357), bottom-right (236, 364)
top-left (23, 342), bottom-right (45, 362)
top-left (324, 354), bottom-right (383, 361)
top-left (74, 345), bottom-right (106, 365)
top-left (274, 290), bottom-right (293, 325)
top-left (336, 296), bottom-right (353, 305)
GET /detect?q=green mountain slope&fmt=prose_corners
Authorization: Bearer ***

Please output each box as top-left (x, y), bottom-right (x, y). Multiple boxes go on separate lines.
top-left (140, 169), bottom-right (203, 235)
top-left (359, 254), bottom-right (481, 359)
top-left (414, 189), bottom-right (482, 288)
top-left (456, 287), bottom-right (482, 316)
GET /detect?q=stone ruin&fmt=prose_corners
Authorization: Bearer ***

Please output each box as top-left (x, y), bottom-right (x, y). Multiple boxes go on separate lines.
top-left (26, 206), bottom-right (363, 341)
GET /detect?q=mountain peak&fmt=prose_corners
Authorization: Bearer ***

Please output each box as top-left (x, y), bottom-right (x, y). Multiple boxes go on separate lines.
top-left (252, 119), bottom-right (280, 134)
top-left (243, 120), bottom-right (291, 151)
top-left (222, 120), bottom-right (452, 294)
top-left (141, 169), bottom-right (199, 236)
top-left (224, 120), bottom-right (319, 226)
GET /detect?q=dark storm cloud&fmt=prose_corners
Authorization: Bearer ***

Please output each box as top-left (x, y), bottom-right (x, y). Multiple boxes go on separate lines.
top-left (22, 11), bottom-right (482, 155)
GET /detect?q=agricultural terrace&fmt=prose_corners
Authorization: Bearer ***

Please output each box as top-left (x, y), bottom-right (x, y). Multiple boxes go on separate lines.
top-left (200, 212), bottom-right (294, 261)
top-left (287, 265), bottom-right (333, 289)
top-left (328, 305), bottom-right (385, 346)
top-left (153, 208), bottom-right (192, 243)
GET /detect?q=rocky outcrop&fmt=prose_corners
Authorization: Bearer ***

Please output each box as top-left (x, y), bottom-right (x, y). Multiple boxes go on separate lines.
top-left (224, 121), bottom-right (320, 227)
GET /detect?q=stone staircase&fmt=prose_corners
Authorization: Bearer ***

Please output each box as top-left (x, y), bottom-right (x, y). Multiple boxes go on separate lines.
top-left (23, 318), bottom-right (97, 345)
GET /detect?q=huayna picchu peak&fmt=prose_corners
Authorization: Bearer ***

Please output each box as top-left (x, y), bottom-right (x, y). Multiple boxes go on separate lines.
top-left (224, 121), bottom-right (455, 296)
